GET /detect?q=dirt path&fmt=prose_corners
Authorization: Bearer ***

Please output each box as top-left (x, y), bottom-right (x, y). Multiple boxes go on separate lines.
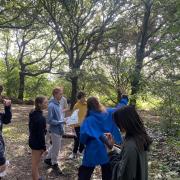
top-left (0, 105), bottom-right (179, 180)
top-left (1, 105), bottom-right (101, 180)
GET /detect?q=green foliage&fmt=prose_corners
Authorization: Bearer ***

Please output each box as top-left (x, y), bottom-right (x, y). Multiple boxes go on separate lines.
top-left (25, 75), bottom-right (54, 99)
top-left (136, 93), bottom-right (161, 110)
top-left (158, 80), bottom-right (180, 135)
top-left (147, 55), bottom-right (180, 134)
top-left (0, 0), bottom-right (179, 136)
top-left (0, 56), bottom-right (19, 97)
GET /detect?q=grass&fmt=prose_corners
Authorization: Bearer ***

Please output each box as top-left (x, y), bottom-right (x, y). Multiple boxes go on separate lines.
top-left (167, 137), bottom-right (180, 155)
top-left (136, 94), bottom-right (162, 111)
top-left (4, 122), bottom-right (28, 143)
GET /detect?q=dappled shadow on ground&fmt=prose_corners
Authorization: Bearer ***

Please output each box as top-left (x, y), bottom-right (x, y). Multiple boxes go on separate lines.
top-left (0, 105), bottom-right (179, 180)
top-left (1, 105), bottom-right (102, 180)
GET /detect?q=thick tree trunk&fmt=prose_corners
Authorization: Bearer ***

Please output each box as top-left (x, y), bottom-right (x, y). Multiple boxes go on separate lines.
top-left (130, 0), bottom-right (152, 105)
top-left (18, 72), bottom-right (25, 101)
top-left (130, 56), bottom-right (143, 105)
top-left (70, 76), bottom-right (78, 110)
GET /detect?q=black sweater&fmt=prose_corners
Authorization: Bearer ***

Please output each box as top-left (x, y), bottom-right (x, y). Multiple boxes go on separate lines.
top-left (28, 110), bottom-right (46, 150)
top-left (0, 106), bottom-right (12, 165)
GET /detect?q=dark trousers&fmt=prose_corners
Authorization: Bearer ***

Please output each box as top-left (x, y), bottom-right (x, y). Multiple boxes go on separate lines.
top-left (78, 163), bottom-right (112, 180)
top-left (73, 127), bottom-right (84, 153)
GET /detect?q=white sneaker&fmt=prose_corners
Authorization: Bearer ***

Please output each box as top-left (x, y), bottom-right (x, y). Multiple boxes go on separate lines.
top-left (69, 153), bottom-right (77, 159)
top-left (78, 152), bottom-right (83, 157)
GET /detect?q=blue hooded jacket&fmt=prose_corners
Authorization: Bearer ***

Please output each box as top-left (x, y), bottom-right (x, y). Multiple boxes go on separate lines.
top-left (48, 98), bottom-right (64, 135)
top-left (80, 109), bottom-right (122, 167)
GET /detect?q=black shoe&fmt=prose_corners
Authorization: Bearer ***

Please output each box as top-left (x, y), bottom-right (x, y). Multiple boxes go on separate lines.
top-left (52, 164), bottom-right (63, 176)
top-left (44, 158), bottom-right (52, 166)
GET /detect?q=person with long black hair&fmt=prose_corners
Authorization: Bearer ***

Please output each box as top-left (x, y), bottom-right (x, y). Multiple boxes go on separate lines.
top-left (105, 105), bottom-right (152, 180)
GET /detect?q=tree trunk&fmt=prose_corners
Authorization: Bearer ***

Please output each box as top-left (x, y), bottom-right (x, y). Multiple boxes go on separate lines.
top-left (130, 0), bottom-right (152, 105)
top-left (117, 88), bottom-right (122, 103)
top-left (18, 72), bottom-right (25, 101)
top-left (70, 76), bottom-right (78, 110)
top-left (130, 56), bottom-right (143, 105)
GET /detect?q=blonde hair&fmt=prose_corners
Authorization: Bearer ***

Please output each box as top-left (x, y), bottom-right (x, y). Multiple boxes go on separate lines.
top-left (52, 87), bottom-right (63, 96)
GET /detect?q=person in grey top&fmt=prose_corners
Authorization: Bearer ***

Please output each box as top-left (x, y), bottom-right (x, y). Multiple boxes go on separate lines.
top-left (105, 106), bottom-right (152, 180)
top-left (44, 87), bottom-right (65, 175)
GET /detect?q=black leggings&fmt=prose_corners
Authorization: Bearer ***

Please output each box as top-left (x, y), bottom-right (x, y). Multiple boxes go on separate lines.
top-left (78, 163), bottom-right (112, 180)
top-left (73, 127), bottom-right (84, 153)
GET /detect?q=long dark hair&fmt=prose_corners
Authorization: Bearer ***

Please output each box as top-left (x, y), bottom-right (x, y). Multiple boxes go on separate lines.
top-left (113, 105), bottom-right (152, 151)
top-left (86, 97), bottom-right (105, 117)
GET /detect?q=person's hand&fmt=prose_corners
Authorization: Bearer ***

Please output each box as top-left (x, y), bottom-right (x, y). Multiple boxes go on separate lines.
top-left (104, 133), bottom-right (115, 148)
top-left (3, 99), bottom-right (11, 107)
top-left (62, 108), bottom-right (69, 113)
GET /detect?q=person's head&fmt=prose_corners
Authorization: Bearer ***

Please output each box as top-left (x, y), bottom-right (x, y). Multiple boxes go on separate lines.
top-left (87, 97), bottom-right (105, 114)
top-left (0, 85), bottom-right (3, 95)
top-left (52, 87), bottom-right (63, 101)
top-left (34, 96), bottom-right (48, 111)
top-left (113, 105), bottom-right (152, 151)
top-left (77, 91), bottom-right (86, 103)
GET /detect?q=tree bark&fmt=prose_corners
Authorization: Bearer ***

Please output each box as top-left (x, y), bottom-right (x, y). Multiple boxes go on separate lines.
top-left (130, 0), bottom-right (152, 105)
top-left (130, 56), bottom-right (143, 104)
top-left (117, 88), bottom-right (122, 103)
top-left (18, 72), bottom-right (25, 101)
top-left (70, 76), bottom-right (78, 110)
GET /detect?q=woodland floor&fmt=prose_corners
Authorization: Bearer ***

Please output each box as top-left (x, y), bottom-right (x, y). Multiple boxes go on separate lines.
top-left (0, 104), bottom-right (179, 180)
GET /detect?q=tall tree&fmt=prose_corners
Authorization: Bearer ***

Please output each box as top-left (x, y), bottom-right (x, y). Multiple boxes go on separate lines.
top-left (0, 0), bottom-right (39, 29)
top-left (15, 29), bottom-right (61, 100)
top-left (0, 30), bottom-right (19, 96)
top-left (37, 0), bottom-right (126, 108)
top-left (100, 18), bottom-right (136, 102)
top-left (130, 0), bottom-right (179, 104)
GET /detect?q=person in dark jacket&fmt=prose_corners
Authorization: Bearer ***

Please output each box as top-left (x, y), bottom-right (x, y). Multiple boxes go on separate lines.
top-left (78, 97), bottom-right (122, 180)
top-left (28, 96), bottom-right (48, 180)
top-left (0, 85), bottom-right (12, 177)
top-left (69, 91), bottom-right (87, 159)
top-left (105, 105), bottom-right (152, 180)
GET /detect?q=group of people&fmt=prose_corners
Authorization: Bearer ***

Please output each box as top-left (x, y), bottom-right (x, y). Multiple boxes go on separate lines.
top-left (0, 85), bottom-right (152, 180)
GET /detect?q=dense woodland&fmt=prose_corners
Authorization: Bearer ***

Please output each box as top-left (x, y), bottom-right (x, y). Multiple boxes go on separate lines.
top-left (0, 1), bottom-right (179, 179)
top-left (0, 0), bottom-right (179, 134)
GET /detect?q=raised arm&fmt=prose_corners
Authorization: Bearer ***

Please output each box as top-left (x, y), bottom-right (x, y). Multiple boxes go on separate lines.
top-left (1, 106), bottom-right (12, 124)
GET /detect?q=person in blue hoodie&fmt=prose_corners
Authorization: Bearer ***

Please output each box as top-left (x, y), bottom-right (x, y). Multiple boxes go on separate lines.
top-left (116, 95), bottom-right (129, 109)
top-left (78, 97), bottom-right (122, 180)
top-left (44, 87), bottom-right (64, 175)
